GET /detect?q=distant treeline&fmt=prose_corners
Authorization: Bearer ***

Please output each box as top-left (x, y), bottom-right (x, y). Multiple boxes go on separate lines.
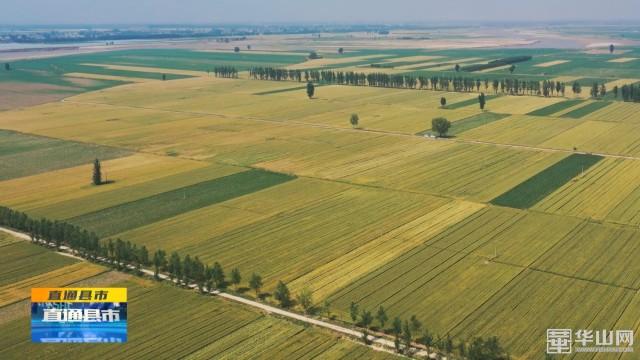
top-left (462, 56), bottom-right (532, 72)
top-left (619, 84), bottom-right (640, 102)
top-left (213, 66), bottom-right (239, 78)
top-left (246, 66), bottom-right (640, 102)
top-left (249, 66), bottom-right (570, 96)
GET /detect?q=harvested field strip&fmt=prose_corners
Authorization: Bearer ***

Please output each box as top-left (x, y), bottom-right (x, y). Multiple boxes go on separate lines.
top-left (534, 60), bottom-right (570, 67)
top-left (382, 55), bottom-right (444, 63)
top-left (0, 129), bottom-right (130, 181)
top-left (285, 55), bottom-right (389, 70)
top-left (491, 154), bottom-right (603, 209)
top-left (0, 262), bottom-right (106, 307)
top-left (81, 63), bottom-right (206, 77)
top-left (70, 169), bottom-right (295, 237)
top-left (608, 57), bottom-right (639, 63)
top-left (527, 99), bottom-right (586, 116)
top-left (603, 78), bottom-right (640, 90)
top-left (445, 95), bottom-right (497, 110)
top-left (561, 101), bottom-right (612, 119)
top-left (0, 241), bottom-right (78, 287)
top-left (288, 200), bottom-right (485, 299)
top-left (65, 72), bottom-right (152, 83)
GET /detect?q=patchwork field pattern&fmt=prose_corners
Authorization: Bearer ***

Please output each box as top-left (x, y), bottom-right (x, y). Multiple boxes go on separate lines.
top-left (2, 46), bottom-right (640, 359)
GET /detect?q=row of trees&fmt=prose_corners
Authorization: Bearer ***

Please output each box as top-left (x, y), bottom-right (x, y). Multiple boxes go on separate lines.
top-left (348, 302), bottom-right (508, 359)
top-left (248, 66), bottom-right (640, 103)
top-left (249, 66), bottom-right (573, 97)
top-left (212, 66), bottom-right (239, 78)
top-left (617, 84), bottom-right (640, 102)
top-left (0, 205), bottom-right (265, 295)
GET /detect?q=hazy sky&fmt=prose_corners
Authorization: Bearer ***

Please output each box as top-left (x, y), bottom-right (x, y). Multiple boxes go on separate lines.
top-left (5, 0), bottom-right (640, 25)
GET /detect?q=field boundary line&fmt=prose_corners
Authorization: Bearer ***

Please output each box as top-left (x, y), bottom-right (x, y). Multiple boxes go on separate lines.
top-left (60, 98), bottom-right (640, 162)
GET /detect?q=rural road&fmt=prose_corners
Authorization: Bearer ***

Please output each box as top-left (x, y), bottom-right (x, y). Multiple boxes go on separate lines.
top-left (0, 226), bottom-right (431, 358)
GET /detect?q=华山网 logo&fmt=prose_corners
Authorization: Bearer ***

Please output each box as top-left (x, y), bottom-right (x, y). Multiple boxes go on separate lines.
top-left (547, 328), bottom-right (634, 354)
top-left (31, 287), bottom-right (127, 343)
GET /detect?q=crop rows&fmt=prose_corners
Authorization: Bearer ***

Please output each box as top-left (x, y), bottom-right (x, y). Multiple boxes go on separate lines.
top-left (70, 169), bottom-right (294, 237)
top-left (534, 158), bottom-right (640, 225)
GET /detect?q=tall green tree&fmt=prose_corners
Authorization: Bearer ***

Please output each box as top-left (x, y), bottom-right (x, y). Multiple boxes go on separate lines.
top-left (153, 250), bottom-right (167, 279)
top-left (349, 302), bottom-right (359, 323)
top-left (211, 262), bottom-right (226, 289)
top-left (306, 82), bottom-right (315, 98)
top-left (479, 92), bottom-right (487, 110)
top-left (249, 273), bottom-right (262, 298)
top-left (376, 305), bottom-right (388, 329)
top-left (274, 281), bottom-right (292, 307)
top-left (360, 310), bottom-right (373, 329)
top-left (350, 113), bottom-right (359, 128)
top-left (296, 288), bottom-right (314, 314)
top-left (230, 267), bottom-right (241, 289)
top-left (402, 320), bottom-right (413, 353)
top-left (92, 158), bottom-right (102, 186)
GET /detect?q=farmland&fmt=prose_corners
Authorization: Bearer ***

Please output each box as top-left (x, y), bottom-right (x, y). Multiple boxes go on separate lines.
top-left (0, 236), bottom-right (398, 360)
top-left (1, 41), bottom-right (640, 359)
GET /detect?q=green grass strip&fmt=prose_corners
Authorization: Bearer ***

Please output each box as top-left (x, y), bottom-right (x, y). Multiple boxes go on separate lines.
top-left (449, 112), bottom-right (510, 135)
top-left (490, 153), bottom-right (603, 209)
top-left (253, 85), bottom-right (313, 95)
top-left (561, 101), bottom-right (612, 119)
top-left (70, 169), bottom-right (295, 237)
top-left (527, 99), bottom-right (586, 116)
top-left (445, 94), bottom-right (498, 110)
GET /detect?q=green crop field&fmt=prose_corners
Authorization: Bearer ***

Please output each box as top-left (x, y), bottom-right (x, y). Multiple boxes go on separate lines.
top-left (527, 99), bottom-right (586, 116)
top-left (0, 130), bottom-right (130, 181)
top-left (561, 101), bottom-right (613, 118)
top-left (491, 154), bottom-right (603, 209)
